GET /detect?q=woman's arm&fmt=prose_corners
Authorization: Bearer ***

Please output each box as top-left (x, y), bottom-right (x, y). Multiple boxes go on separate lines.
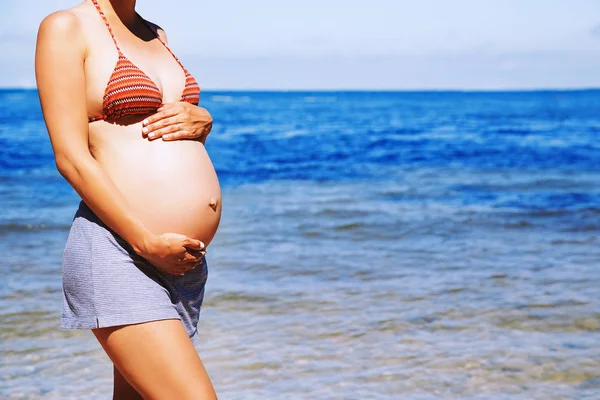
top-left (36, 11), bottom-right (151, 254)
top-left (35, 11), bottom-right (204, 275)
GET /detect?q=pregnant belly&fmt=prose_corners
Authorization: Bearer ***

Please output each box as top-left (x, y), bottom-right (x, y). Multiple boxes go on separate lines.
top-left (91, 131), bottom-right (222, 246)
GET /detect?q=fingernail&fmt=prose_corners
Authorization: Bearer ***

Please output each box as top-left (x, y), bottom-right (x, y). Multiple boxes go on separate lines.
top-left (163, 135), bottom-right (171, 140)
top-left (142, 119), bottom-right (148, 125)
top-left (148, 133), bottom-right (155, 139)
top-left (142, 127), bottom-right (149, 133)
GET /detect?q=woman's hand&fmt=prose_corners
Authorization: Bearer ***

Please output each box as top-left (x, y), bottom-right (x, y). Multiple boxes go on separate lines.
top-left (141, 102), bottom-right (213, 144)
top-left (138, 233), bottom-right (206, 276)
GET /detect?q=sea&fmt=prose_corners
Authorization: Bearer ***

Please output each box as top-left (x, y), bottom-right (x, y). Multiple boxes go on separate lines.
top-left (1, 89), bottom-right (599, 399)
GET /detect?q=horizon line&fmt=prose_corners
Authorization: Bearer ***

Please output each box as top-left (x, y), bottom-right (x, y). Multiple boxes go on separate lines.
top-left (2, 87), bottom-right (600, 93)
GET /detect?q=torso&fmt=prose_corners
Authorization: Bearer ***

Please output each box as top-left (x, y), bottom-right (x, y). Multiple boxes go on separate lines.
top-left (72, 1), bottom-right (221, 245)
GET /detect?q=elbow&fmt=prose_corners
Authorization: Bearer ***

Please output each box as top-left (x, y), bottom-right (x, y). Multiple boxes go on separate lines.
top-left (55, 152), bottom-right (87, 182)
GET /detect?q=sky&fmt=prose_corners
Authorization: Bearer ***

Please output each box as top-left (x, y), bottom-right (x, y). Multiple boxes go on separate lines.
top-left (2, 0), bottom-right (600, 90)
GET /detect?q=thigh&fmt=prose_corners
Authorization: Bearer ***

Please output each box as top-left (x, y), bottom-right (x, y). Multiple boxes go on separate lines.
top-left (92, 318), bottom-right (217, 400)
top-left (113, 364), bottom-right (143, 400)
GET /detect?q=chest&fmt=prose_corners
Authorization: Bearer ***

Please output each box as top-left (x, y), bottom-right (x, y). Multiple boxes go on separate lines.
top-left (84, 33), bottom-right (187, 118)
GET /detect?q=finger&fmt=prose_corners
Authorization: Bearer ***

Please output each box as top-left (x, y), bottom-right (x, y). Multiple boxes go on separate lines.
top-left (187, 251), bottom-right (206, 261)
top-left (183, 252), bottom-right (205, 264)
top-left (147, 124), bottom-right (181, 140)
top-left (188, 249), bottom-right (206, 260)
top-left (184, 238), bottom-right (205, 251)
top-left (182, 259), bottom-right (203, 272)
top-left (162, 130), bottom-right (192, 141)
top-left (181, 254), bottom-right (202, 264)
top-left (182, 259), bottom-right (203, 268)
top-left (186, 248), bottom-right (206, 257)
top-left (142, 106), bottom-right (178, 128)
top-left (144, 116), bottom-right (179, 135)
top-left (177, 253), bottom-right (202, 264)
top-left (191, 257), bottom-right (204, 268)
top-left (180, 260), bottom-right (201, 275)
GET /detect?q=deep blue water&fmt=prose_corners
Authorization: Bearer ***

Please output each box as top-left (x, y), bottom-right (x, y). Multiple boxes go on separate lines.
top-left (1, 90), bottom-right (599, 399)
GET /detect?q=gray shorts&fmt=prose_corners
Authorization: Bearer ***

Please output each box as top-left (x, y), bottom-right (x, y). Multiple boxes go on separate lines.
top-left (60, 200), bottom-right (208, 346)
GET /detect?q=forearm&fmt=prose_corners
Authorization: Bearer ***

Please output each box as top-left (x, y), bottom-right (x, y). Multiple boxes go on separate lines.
top-left (57, 153), bottom-right (153, 255)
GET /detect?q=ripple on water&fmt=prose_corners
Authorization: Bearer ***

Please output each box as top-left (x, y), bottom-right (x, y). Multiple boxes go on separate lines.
top-left (2, 91), bottom-right (600, 399)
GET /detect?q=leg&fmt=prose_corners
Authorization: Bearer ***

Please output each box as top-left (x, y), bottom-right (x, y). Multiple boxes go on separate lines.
top-left (92, 318), bottom-right (217, 400)
top-left (113, 364), bottom-right (143, 400)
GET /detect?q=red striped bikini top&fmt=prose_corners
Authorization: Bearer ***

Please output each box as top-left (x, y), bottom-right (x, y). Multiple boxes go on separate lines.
top-left (88, 0), bottom-right (200, 123)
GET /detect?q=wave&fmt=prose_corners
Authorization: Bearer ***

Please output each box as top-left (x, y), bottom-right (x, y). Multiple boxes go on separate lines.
top-left (0, 222), bottom-right (71, 233)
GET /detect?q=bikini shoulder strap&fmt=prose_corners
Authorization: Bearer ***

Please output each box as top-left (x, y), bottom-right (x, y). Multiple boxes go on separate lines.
top-left (90, 0), bottom-right (122, 54)
top-left (140, 17), bottom-right (189, 73)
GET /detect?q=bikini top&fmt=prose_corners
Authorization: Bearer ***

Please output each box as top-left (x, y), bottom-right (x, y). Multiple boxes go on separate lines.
top-left (88, 0), bottom-right (200, 122)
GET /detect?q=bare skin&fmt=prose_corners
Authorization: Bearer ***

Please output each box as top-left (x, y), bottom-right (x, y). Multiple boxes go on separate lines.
top-left (35, 0), bottom-right (220, 397)
top-left (93, 320), bottom-right (217, 400)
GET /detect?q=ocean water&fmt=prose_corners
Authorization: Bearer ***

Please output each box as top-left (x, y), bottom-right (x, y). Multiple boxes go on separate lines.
top-left (1, 89), bottom-right (599, 399)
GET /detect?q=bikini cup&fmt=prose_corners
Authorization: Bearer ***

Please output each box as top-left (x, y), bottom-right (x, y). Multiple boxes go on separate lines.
top-left (88, 0), bottom-right (200, 122)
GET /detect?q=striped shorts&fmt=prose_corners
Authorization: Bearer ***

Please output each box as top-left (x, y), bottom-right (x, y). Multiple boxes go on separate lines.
top-left (60, 200), bottom-right (208, 345)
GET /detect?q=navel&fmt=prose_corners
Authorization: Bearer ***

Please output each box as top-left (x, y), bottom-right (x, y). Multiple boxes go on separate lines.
top-left (208, 197), bottom-right (218, 211)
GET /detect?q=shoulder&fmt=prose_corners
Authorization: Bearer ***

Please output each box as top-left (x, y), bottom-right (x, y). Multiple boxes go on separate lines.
top-left (37, 3), bottom-right (97, 58)
top-left (144, 19), bottom-right (168, 43)
top-left (157, 27), bottom-right (168, 43)
top-left (37, 8), bottom-right (87, 50)
top-left (38, 10), bottom-right (81, 36)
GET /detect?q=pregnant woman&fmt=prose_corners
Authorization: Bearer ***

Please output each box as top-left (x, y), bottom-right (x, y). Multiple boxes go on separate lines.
top-left (35, 0), bottom-right (221, 398)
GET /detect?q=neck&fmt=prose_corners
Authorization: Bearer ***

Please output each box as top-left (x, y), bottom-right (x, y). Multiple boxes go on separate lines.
top-left (98, 0), bottom-right (138, 27)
